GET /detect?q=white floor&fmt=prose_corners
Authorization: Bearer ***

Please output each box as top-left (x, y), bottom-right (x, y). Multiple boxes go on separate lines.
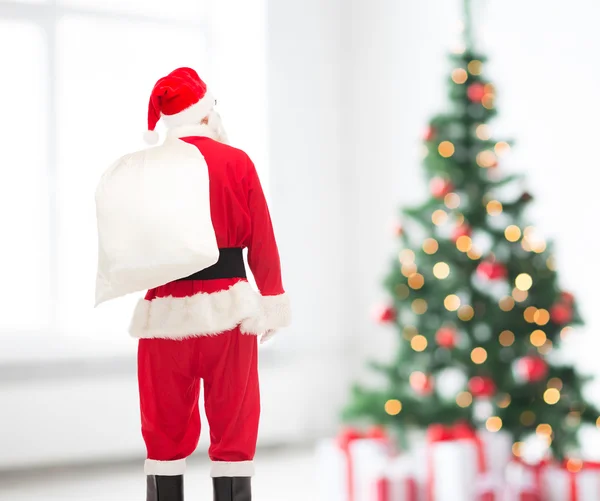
top-left (0, 447), bottom-right (317, 501)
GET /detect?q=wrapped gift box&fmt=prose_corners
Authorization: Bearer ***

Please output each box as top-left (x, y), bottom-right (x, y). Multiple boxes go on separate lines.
top-left (316, 427), bottom-right (392, 501)
top-left (374, 455), bottom-right (422, 501)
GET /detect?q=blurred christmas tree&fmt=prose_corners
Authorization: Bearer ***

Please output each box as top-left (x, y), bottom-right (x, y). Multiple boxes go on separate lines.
top-left (343, 0), bottom-right (598, 459)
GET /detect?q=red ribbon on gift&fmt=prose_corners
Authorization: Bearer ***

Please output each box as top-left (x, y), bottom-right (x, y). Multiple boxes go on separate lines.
top-left (375, 476), bottom-right (417, 501)
top-left (561, 460), bottom-right (600, 501)
top-left (426, 422), bottom-right (487, 501)
top-left (511, 457), bottom-right (547, 500)
top-left (337, 426), bottom-right (388, 501)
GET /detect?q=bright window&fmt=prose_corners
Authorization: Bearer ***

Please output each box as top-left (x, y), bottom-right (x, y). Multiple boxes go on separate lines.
top-left (1, 0), bottom-right (269, 351)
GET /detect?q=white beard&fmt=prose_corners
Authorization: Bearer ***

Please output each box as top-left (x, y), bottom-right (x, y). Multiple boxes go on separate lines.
top-left (207, 110), bottom-right (229, 144)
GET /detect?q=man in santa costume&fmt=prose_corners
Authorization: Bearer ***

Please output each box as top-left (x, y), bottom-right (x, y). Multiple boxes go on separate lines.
top-left (96, 67), bottom-right (290, 501)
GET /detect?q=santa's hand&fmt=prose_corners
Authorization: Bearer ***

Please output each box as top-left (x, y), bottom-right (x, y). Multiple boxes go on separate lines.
top-left (260, 330), bottom-right (277, 344)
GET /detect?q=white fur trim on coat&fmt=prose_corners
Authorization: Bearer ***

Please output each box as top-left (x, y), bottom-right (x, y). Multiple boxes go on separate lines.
top-left (129, 281), bottom-right (290, 340)
top-left (211, 460), bottom-right (255, 477)
top-left (161, 90), bottom-right (216, 129)
top-left (145, 458), bottom-right (186, 476)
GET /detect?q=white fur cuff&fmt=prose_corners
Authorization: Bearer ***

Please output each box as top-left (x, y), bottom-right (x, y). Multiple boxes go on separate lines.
top-left (241, 293), bottom-right (291, 339)
top-left (211, 460), bottom-right (255, 477)
top-left (145, 458), bottom-right (186, 476)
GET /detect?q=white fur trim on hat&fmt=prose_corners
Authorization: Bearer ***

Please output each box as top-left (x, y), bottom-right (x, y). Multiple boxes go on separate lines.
top-left (161, 90), bottom-right (216, 129)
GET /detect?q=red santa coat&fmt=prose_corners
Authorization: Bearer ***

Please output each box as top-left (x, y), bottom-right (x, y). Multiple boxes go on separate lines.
top-left (128, 124), bottom-right (290, 342)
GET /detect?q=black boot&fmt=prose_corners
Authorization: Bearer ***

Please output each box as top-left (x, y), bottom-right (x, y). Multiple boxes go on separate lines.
top-left (146, 475), bottom-right (184, 501)
top-left (212, 477), bottom-right (251, 501)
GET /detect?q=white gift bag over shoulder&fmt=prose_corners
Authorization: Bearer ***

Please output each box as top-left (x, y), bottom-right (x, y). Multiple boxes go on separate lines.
top-left (95, 136), bottom-right (219, 306)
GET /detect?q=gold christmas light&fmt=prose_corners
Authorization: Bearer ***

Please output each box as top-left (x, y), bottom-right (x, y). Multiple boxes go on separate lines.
top-left (515, 273), bottom-right (533, 291)
top-left (456, 235), bottom-right (472, 252)
top-left (399, 249), bottom-right (415, 264)
top-left (482, 94), bottom-right (495, 109)
top-left (438, 141), bottom-right (455, 158)
top-left (476, 124), bottom-right (491, 140)
top-left (477, 150), bottom-right (497, 168)
top-left (458, 305), bottom-right (475, 321)
top-left (396, 284), bottom-right (410, 299)
top-left (547, 256), bottom-right (556, 271)
top-left (423, 238), bottom-right (439, 254)
top-left (567, 459), bottom-right (583, 473)
top-left (411, 299), bottom-right (428, 315)
top-left (544, 388), bottom-right (560, 405)
top-left (497, 394), bottom-right (511, 408)
top-left (455, 213), bottom-right (465, 226)
top-left (471, 347), bottom-right (487, 364)
top-left (403, 325), bottom-right (418, 340)
top-left (499, 296), bottom-right (515, 312)
top-left (505, 225), bottom-right (521, 242)
top-left (408, 273), bottom-right (425, 290)
top-left (596, 416), bottom-right (600, 428)
top-left (468, 60), bottom-right (483, 75)
top-left (512, 288), bottom-right (528, 302)
top-left (561, 326), bottom-right (573, 339)
top-left (530, 329), bottom-right (547, 347)
top-left (432, 209), bottom-right (448, 226)
top-left (531, 240), bottom-right (547, 254)
top-left (451, 68), bottom-right (468, 84)
top-left (444, 294), bottom-right (461, 311)
top-left (548, 378), bottom-right (563, 390)
top-left (486, 416), bottom-right (503, 432)
top-left (385, 399), bottom-right (402, 415)
top-left (433, 262), bottom-right (450, 279)
top-left (534, 309), bottom-right (550, 325)
top-left (494, 141), bottom-right (511, 156)
top-left (401, 262), bottom-right (417, 277)
top-left (484, 83), bottom-right (496, 95)
top-left (512, 442), bottom-right (523, 457)
top-left (499, 330), bottom-right (515, 347)
top-left (536, 424), bottom-right (553, 437)
top-left (411, 334), bottom-right (428, 351)
top-left (486, 200), bottom-right (503, 216)
top-left (467, 247), bottom-right (482, 260)
top-left (444, 192), bottom-right (461, 209)
top-left (524, 306), bottom-right (538, 323)
top-left (520, 410), bottom-right (536, 426)
top-left (456, 391), bottom-right (473, 408)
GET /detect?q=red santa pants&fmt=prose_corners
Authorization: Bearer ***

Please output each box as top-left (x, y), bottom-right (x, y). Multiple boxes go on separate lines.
top-left (138, 328), bottom-right (259, 477)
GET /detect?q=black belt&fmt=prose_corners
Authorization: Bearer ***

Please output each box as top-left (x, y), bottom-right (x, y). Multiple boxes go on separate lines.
top-left (177, 248), bottom-right (246, 280)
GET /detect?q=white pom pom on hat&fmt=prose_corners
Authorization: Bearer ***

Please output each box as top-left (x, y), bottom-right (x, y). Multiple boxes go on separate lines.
top-left (143, 130), bottom-right (160, 145)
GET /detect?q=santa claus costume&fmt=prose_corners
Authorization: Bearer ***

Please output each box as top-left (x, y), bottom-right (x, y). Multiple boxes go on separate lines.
top-left (94, 67), bottom-right (290, 501)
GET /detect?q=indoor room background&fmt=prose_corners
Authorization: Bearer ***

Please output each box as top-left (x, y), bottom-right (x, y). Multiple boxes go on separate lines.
top-left (1, 0), bottom-right (599, 499)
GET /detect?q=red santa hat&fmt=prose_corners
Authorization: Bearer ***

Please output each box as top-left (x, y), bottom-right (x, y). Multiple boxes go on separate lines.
top-left (144, 67), bottom-right (216, 145)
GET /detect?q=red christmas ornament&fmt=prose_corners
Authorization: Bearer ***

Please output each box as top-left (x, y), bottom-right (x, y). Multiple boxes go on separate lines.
top-left (393, 223), bottom-right (404, 237)
top-left (476, 261), bottom-right (507, 281)
top-left (550, 303), bottom-right (573, 325)
top-left (374, 305), bottom-right (397, 324)
top-left (560, 291), bottom-right (575, 305)
top-left (468, 376), bottom-right (496, 397)
top-left (430, 177), bottom-right (454, 199)
top-left (516, 356), bottom-right (548, 383)
top-left (436, 327), bottom-right (458, 349)
top-left (520, 192), bottom-right (533, 203)
top-left (424, 126), bottom-right (436, 142)
top-left (410, 371), bottom-right (434, 395)
top-left (452, 223), bottom-right (472, 242)
top-left (467, 83), bottom-right (486, 102)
